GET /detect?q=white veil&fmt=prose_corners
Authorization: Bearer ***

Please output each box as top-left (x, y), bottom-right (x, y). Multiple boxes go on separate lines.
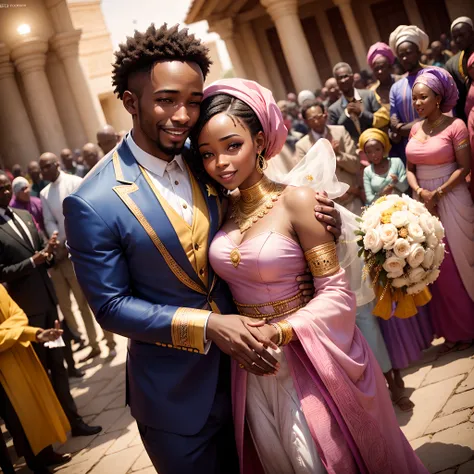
top-left (268, 139), bottom-right (374, 306)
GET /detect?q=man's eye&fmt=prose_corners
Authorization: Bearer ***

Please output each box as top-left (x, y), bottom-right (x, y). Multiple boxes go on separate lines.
top-left (156, 98), bottom-right (173, 104)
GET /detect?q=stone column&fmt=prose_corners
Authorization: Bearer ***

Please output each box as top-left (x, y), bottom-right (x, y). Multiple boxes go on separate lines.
top-left (402, 0), bottom-right (426, 32)
top-left (209, 19), bottom-right (247, 78)
top-left (51, 30), bottom-right (106, 143)
top-left (239, 22), bottom-right (273, 89)
top-left (333, 0), bottom-right (368, 71)
top-left (10, 37), bottom-right (67, 154)
top-left (0, 44), bottom-right (40, 168)
top-left (260, 0), bottom-right (321, 91)
top-left (314, 12), bottom-right (342, 67)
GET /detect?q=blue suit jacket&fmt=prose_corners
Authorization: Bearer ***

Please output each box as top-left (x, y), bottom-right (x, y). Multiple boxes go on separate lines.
top-left (63, 138), bottom-right (235, 435)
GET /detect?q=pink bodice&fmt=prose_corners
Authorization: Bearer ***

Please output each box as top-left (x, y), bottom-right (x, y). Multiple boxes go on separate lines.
top-left (406, 118), bottom-right (469, 166)
top-left (209, 230), bottom-right (303, 307)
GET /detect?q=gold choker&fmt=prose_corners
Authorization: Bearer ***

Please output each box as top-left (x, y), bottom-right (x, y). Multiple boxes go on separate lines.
top-left (231, 175), bottom-right (284, 233)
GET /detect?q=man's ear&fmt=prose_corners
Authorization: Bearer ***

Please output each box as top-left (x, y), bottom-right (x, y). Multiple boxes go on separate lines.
top-left (123, 90), bottom-right (138, 116)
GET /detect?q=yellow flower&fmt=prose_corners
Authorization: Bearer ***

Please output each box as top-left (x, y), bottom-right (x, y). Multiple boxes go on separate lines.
top-left (381, 210), bottom-right (393, 224)
top-left (399, 227), bottom-right (408, 238)
top-left (375, 196), bottom-right (387, 204)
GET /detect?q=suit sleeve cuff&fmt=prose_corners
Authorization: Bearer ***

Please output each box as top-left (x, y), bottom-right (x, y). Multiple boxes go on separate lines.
top-left (171, 308), bottom-right (211, 354)
top-left (30, 257), bottom-right (36, 268)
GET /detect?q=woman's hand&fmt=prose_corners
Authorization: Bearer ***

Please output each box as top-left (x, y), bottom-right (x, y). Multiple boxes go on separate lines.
top-left (255, 324), bottom-right (279, 346)
top-left (36, 320), bottom-right (63, 343)
top-left (380, 184), bottom-right (395, 196)
top-left (420, 189), bottom-right (438, 213)
top-left (390, 174), bottom-right (399, 184)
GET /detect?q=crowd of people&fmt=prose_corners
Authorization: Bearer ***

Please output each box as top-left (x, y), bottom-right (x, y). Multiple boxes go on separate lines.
top-left (0, 14), bottom-right (472, 474)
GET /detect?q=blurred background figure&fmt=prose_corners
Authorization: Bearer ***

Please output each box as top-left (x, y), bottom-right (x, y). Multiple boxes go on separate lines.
top-left (27, 161), bottom-right (48, 198)
top-left (9, 177), bottom-right (45, 233)
top-left (81, 143), bottom-right (102, 176)
top-left (97, 124), bottom-right (120, 155)
top-left (60, 149), bottom-right (85, 178)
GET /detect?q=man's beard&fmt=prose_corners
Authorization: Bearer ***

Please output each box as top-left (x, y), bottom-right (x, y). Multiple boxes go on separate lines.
top-left (154, 139), bottom-right (184, 158)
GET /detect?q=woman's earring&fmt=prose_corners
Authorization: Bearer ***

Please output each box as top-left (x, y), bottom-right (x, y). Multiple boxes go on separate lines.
top-left (436, 102), bottom-right (440, 109)
top-left (256, 153), bottom-right (267, 174)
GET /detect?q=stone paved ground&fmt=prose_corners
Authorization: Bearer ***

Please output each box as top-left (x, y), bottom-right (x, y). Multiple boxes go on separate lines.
top-left (6, 331), bottom-right (474, 474)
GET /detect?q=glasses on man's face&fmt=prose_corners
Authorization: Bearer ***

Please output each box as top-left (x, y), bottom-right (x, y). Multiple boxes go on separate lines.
top-left (307, 114), bottom-right (324, 121)
top-left (337, 74), bottom-right (352, 81)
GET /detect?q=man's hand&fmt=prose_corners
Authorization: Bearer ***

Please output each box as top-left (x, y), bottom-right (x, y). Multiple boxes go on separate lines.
top-left (32, 252), bottom-right (47, 266)
top-left (314, 192), bottom-right (342, 241)
top-left (206, 313), bottom-right (279, 376)
top-left (347, 102), bottom-right (362, 116)
top-left (36, 320), bottom-right (63, 343)
top-left (296, 270), bottom-right (314, 302)
top-left (45, 231), bottom-right (59, 255)
top-left (390, 114), bottom-right (400, 129)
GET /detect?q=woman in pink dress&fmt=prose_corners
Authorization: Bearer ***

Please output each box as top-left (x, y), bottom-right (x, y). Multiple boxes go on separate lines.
top-left (407, 67), bottom-right (474, 353)
top-left (190, 79), bottom-right (428, 474)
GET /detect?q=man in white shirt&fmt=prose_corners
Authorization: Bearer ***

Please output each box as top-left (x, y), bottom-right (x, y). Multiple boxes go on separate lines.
top-left (39, 153), bottom-right (116, 361)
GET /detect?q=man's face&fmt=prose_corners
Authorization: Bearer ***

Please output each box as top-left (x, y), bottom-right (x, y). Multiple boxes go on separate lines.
top-left (431, 41), bottom-right (442, 56)
top-left (125, 60), bottom-right (204, 160)
top-left (325, 79), bottom-right (340, 102)
top-left (0, 176), bottom-right (12, 208)
top-left (98, 134), bottom-right (118, 155)
top-left (334, 67), bottom-right (354, 95)
top-left (452, 23), bottom-right (474, 51)
top-left (304, 105), bottom-right (327, 134)
top-left (82, 149), bottom-right (99, 168)
top-left (27, 162), bottom-right (41, 182)
top-left (61, 150), bottom-right (74, 170)
top-left (40, 158), bottom-right (59, 182)
top-left (396, 42), bottom-right (420, 73)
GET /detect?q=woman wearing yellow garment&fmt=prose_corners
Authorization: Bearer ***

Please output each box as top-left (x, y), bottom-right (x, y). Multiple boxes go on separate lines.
top-left (0, 285), bottom-right (71, 474)
top-left (361, 128), bottom-right (408, 205)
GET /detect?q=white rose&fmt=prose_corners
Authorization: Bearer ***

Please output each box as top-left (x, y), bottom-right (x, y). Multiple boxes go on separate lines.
top-left (382, 256), bottom-right (406, 275)
top-left (380, 224), bottom-right (398, 249)
top-left (426, 233), bottom-right (439, 249)
top-left (407, 222), bottom-right (426, 243)
top-left (433, 218), bottom-right (445, 241)
top-left (419, 213), bottom-right (435, 235)
top-left (407, 282), bottom-right (427, 295)
top-left (392, 276), bottom-right (409, 288)
top-left (424, 268), bottom-right (441, 284)
top-left (422, 248), bottom-right (435, 269)
top-left (361, 213), bottom-right (380, 232)
top-left (391, 211), bottom-right (410, 228)
top-left (387, 269), bottom-right (404, 278)
top-left (393, 238), bottom-right (411, 259)
top-left (363, 228), bottom-right (383, 253)
top-left (408, 199), bottom-right (428, 216)
top-left (433, 243), bottom-right (446, 268)
top-left (407, 243), bottom-right (425, 268)
top-left (409, 266), bottom-right (426, 283)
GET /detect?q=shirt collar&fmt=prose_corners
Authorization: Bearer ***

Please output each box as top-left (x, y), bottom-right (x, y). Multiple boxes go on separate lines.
top-left (126, 132), bottom-right (186, 177)
top-left (310, 127), bottom-right (328, 142)
top-left (0, 207), bottom-right (6, 217)
top-left (341, 88), bottom-right (362, 107)
top-left (51, 171), bottom-right (64, 186)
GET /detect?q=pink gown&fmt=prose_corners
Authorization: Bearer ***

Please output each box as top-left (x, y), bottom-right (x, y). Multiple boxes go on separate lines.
top-left (407, 119), bottom-right (474, 343)
top-left (209, 230), bottom-right (428, 474)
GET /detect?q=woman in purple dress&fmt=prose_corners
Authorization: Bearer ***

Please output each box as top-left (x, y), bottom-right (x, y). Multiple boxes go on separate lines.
top-left (9, 177), bottom-right (45, 233)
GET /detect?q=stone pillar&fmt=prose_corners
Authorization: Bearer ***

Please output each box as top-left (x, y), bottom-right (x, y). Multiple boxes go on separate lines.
top-left (260, 0), bottom-right (321, 91)
top-left (314, 12), bottom-right (342, 68)
top-left (209, 19), bottom-right (248, 78)
top-left (402, 0), bottom-right (426, 32)
top-left (51, 30), bottom-right (106, 143)
top-left (0, 44), bottom-right (40, 168)
top-left (239, 22), bottom-right (273, 89)
top-left (333, 0), bottom-right (368, 71)
top-left (10, 37), bottom-right (67, 154)
top-left (46, 51), bottom-right (87, 149)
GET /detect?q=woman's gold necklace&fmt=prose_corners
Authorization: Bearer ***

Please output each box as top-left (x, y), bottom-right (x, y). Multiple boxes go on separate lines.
top-left (231, 175), bottom-right (285, 233)
top-left (427, 114), bottom-right (446, 135)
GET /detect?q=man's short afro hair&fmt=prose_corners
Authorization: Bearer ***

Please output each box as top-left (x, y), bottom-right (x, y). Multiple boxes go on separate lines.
top-left (112, 23), bottom-right (212, 100)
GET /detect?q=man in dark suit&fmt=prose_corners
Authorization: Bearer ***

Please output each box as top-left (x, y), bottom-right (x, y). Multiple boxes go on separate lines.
top-left (0, 172), bottom-right (101, 438)
top-left (328, 62), bottom-right (384, 142)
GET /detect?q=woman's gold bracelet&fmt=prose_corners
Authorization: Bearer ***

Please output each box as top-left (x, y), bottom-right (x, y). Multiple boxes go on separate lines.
top-left (416, 186), bottom-right (423, 196)
top-left (277, 320), bottom-right (293, 346)
top-left (270, 323), bottom-right (283, 346)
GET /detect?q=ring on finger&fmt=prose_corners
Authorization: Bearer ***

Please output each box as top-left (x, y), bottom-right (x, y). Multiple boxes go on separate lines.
top-left (239, 363), bottom-right (245, 369)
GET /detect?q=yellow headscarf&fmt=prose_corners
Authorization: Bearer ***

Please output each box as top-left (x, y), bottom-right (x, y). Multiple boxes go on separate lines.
top-left (358, 128), bottom-right (391, 156)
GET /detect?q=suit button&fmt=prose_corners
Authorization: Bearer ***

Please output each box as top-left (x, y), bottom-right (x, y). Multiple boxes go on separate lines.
top-left (194, 243), bottom-right (199, 250)
top-left (174, 180), bottom-right (179, 185)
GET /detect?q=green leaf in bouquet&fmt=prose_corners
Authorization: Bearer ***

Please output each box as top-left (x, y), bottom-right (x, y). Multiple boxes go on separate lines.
top-left (354, 230), bottom-right (365, 236)
top-left (355, 217), bottom-right (363, 223)
top-left (358, 247), bottom-right (364, 257)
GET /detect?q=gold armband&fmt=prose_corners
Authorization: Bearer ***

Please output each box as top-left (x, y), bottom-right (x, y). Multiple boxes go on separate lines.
top-left (170, 307), bottom-right (209, 354)
top-left (304, 241), bottom-right (340, 277)
top-left (276, 319), bottom-right (294, 346)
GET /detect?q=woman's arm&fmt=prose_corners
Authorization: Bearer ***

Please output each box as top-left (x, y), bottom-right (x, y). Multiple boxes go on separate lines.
top-left (363, 167), bottom-right (376, 205)
top-left (394, 159), bottom-right (409, 192)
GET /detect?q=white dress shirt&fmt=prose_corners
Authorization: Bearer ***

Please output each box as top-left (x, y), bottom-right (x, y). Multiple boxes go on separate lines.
top-left (40, 171), bottom-right (83, 243)
top-left (126, 134), bottom-right (194, 225)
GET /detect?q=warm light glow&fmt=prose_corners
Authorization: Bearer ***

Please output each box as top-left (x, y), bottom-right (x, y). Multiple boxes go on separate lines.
top-left (17, 24), bottom-right (31, 35)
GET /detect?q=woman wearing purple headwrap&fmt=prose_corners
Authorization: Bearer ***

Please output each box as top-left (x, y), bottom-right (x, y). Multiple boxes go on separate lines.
top-left (190, 78), bottom-right (428, 474)
top-left (407, 67), bottom-right (474, 354)
top-left (367, 42), bottom-right (401, 113)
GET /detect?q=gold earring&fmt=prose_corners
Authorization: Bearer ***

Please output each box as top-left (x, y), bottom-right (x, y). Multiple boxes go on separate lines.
top-left (256, 153), bottom-right (267, 174)
top-left (437, 102), bottom-right (440, 109)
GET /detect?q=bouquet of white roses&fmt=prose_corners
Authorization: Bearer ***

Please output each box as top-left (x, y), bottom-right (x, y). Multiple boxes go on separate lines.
top-left (357, 194), bottom-right (445, 319)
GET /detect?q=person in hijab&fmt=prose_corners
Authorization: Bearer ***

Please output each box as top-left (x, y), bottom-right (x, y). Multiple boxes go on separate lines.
top-left (367, 42), bottom-right (402, 113)
top-left (190, 77), bottom-right (429, 474)
top-left (389, 25), bottom-right (430, 163)
top-left (407, 67), bottom-right (474, 354)
top-left (445, 16), bottom-right (474, 122)
top-left (9, 177), bottom-right (45, 232)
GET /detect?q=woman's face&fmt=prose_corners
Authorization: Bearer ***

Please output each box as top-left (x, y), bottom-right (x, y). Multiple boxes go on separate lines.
top-left (372, 56), bottom-right (391, 83)
top-left (364, 139), bottom-right (385, 165)
top-left (17, 186), bottom-right (30, 203)
top-left (468, 63), bottom-right (474, 81)
top-left (197, 113), bottom-right (264, 190)
top-left (412, 83), bottom-right (440, 118)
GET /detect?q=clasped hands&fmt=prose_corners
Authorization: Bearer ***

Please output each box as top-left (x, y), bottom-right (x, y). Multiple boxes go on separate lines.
top-left (32, 231), bottom-right (59, 266)
top-left (36, 320), bottom-right (63, 343)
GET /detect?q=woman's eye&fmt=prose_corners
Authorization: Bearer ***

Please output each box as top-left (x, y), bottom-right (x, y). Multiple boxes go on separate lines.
top-left (201, 152), bottom-right (213, 160)
top-left (228, 142), bottom-right (242, 151)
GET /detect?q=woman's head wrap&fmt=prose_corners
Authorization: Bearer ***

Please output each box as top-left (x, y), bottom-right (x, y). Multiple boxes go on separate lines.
top-left (451, 16), bottom-right (473, 32)
top-left (367, 42), bottom-right (395, 68)
top-left (413, 67), bottom-right (459, 113)
top-left (389, 25), bottom-right (429, 54)
top-left (12, 177), bottom-right (29, 196)
top-left (358, 128), bottom-right (391, 156)
top-left (297, 90), bottom-right (316, 106)
top-left (203, 79), bottom-right (287, 159)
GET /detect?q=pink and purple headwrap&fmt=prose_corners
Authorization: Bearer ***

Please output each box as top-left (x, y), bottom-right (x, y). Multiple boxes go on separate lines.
top-left (413, 67), bottom-right (459, 113)
top-left (367, 42), bottom-right (395, 69)
top-left (203, 78), bottom-right (288, 159)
